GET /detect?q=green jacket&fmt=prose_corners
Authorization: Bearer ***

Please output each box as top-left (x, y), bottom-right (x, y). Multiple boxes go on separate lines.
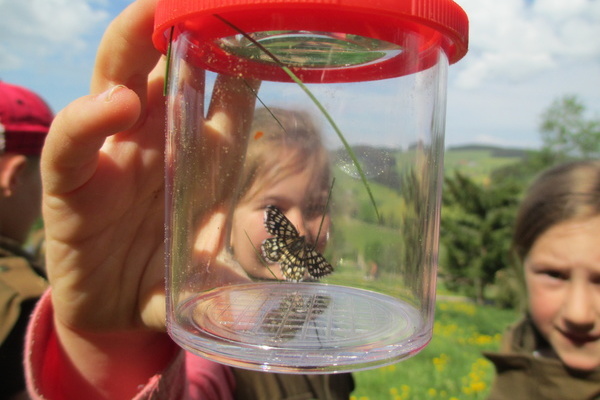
top-left (0, 236), bottom-right (47, 398)
top-left (232, 369), bottom-right (354, 400)
top-left (484, 316), bottom-right (600, 400)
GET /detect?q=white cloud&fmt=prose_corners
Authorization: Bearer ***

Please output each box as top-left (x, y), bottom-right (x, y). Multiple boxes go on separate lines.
top-left (454, 0), bottom-right (600, 89)
top-left (0, 0), bottom-right (109, 70)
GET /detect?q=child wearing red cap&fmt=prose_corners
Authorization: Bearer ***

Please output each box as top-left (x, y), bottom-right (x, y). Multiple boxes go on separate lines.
top-left (0, 80), bottom-right (51, 399)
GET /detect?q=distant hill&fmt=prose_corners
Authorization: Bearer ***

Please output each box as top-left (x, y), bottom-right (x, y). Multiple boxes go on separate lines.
top-left (330, 143), bottom-right (531, 188)
top-left (446, 144), bottom-right (529, 159)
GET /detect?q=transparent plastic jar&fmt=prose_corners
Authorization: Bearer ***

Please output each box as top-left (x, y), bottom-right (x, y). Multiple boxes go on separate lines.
top-left (153, 0), bottom-right (468, 373)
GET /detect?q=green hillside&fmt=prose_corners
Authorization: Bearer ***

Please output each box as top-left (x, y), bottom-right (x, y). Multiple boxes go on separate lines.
top-left (443, 145), bottom-right (528, 183)
top-left (325, 144), bottom-right (528, 292)
top-left (330, 144), bottom-right (528, 219)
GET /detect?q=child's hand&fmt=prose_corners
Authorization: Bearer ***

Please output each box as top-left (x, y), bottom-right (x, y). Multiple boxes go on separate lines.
top-left (43, 0), bottom-right (166, 336)
top-left (40, 0), bottom-right (256, 396)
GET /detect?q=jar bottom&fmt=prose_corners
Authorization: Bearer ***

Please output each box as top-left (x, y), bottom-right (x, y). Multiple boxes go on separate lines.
top-left (171, 282), bottom-right (430, 373)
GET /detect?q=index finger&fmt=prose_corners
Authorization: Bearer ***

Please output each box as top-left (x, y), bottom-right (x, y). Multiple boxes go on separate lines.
top-left (91, 0), bottom-right (161, 101)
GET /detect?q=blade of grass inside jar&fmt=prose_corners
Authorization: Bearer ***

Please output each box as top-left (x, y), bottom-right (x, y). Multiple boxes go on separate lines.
top-left (314, 177), bottom-right (335, 249)
top-left (163, 27), bottom-right (175, 96)
top-left (214, 14), bottom-right (381, 223)
top-left (245, 230), bottom-right (280, 280)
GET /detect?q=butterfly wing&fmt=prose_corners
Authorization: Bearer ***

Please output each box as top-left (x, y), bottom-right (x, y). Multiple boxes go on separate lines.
top-left (261, 237), bottom-right (284, 263)
top-left (264, 205), bottom-right (299, 239)
top-left (306, 248), bottom-right (334, 279)
top-left (277, 239), bottom-right (309, 281)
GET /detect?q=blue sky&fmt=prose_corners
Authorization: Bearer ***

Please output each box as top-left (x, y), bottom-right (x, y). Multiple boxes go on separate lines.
top-left (1, 0), bottom-right (599, 149)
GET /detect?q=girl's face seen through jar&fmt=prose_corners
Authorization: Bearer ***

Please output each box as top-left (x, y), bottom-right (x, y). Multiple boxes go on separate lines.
top-left (230, 153), bottom-right (330, 281)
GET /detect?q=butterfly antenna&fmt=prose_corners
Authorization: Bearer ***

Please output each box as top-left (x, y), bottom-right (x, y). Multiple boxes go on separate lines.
top-left (242, 80), bottom-right (288, 135)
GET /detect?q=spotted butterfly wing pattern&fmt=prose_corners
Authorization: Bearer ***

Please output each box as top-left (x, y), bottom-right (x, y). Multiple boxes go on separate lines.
top-left (262, 205), bottom-right (333, 282)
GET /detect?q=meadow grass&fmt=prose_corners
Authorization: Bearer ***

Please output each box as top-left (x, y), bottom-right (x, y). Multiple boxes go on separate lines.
top-left (350, 300), bottom-right (518, 400)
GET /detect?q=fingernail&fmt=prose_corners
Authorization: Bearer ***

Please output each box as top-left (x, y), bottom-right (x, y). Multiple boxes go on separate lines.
top-left (97, 85), bottom-right (126, 103)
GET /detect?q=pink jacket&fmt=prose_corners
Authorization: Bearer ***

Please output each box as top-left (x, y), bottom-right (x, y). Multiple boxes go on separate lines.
top-left (24, 291), bottom-right (235, 400)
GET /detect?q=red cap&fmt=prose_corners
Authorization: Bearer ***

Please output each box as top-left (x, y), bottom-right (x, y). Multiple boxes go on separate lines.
top-left (0, 81), bottom-right (53, 156)
top-left (153, 0), bottom-right (469, 83)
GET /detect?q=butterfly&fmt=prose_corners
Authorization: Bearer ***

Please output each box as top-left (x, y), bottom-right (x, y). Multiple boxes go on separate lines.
top-left (261, 205), bottom-right (333, 282)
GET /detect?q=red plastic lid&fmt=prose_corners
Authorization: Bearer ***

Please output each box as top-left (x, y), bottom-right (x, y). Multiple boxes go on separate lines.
top-left (153, 0), bottom-right (469, 83)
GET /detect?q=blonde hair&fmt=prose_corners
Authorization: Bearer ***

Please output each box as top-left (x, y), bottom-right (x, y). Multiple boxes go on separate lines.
top-left (236, 107), bottom-right (331, 203)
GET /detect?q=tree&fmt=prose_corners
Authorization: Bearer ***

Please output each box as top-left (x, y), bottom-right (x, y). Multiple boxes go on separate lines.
top-left (440, 171), bottom-right (521, 304)
top-left (492, 95), bottom-right (600, 186)
top-left (539, 95), bottom-right (600, 159)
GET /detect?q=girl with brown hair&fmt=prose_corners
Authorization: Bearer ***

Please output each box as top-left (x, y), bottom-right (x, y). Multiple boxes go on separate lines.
top-left (486, 160), bottom-right (600, 400)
